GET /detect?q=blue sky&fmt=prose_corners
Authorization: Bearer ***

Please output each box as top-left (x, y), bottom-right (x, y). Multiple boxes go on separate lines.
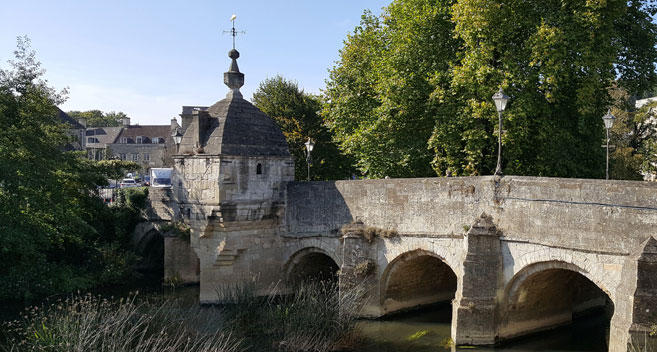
top-left (0, 0), bottom-right (389, 125)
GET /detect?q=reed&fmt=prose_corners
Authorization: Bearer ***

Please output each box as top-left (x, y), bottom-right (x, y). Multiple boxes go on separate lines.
top-left (0, 293), bottom-right (242, 352)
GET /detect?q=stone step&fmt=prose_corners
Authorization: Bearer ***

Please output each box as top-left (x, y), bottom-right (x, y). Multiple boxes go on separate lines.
top-left (215, 258), bottom-right (234, 266)
top-left (220, 249), bottom-right (239, 256)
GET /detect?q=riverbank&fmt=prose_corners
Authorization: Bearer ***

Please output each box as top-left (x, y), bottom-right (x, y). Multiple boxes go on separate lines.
top-left (0, 281), bottom-right (362, 352)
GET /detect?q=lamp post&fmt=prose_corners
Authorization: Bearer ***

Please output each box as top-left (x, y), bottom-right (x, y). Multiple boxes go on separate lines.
top-left (172, 129), bottom-right (183, 153)
top-left (492, 88), bottom-right (510, 177)
top-left (602, 109), bottom-right (616, 180)
top-left (304, 137), bottom-right (314, 181)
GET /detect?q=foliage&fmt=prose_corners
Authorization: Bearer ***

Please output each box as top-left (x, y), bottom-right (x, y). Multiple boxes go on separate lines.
top-left (340, 220), bottom-right (398, 242)
top-left (0, 293), bottom-right (242, 352)
top-left (1, 282), bottom-right (365, 352)
top-left (159, 221), bottom-right (191, 242)
top-left (607, 88), bottom-right (657, 180)
top-left (324, 0), bottom-right (657, 178)
top-left (252, 75), bottom-right (357, 180)
top-left (67, 109), bottom-right (128, 127)
top-left (0, 37), bottom-right (144, 302)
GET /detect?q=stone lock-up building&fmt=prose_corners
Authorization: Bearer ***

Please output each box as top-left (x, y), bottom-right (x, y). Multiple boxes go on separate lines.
top-left (152, 48), bottom-right (657, 351)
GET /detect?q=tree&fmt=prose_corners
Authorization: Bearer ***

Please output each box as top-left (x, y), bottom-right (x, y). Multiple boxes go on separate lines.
top-left (323, 0), bottom-right (657, 178)
top-left (0, 37), bottom-right (139, 301)
top-left (253, 75), bottom-right (356, 180)
top-left (68, 109), bottom-right (127, 127)
top-left (607, 87), bottom-right (657, 180)
top-left (324, 2), bottom-right (458, 178)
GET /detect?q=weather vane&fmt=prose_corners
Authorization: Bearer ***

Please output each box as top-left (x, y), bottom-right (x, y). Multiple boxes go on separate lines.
top-left (223, 14), bottom-right (245, 50)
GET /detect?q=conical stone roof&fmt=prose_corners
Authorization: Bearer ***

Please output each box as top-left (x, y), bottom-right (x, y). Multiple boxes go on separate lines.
top-left (201, 93), bottom-right (290, 156)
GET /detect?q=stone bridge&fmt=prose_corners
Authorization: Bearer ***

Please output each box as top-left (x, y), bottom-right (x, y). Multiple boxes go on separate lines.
top-left (154, 175), bottom-right (657, 352)
top-left (151, 48), bottom-right (657, 351)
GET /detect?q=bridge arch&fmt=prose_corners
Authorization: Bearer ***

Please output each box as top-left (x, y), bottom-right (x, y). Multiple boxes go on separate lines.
top-left (508, 247), bottom-right (616, 300)
top-left (283, 246), bottom-right (340, 285)
top-left (379, 249), bottom-right (458, 315)
top-left (499, 260), bottom-right (614, 343)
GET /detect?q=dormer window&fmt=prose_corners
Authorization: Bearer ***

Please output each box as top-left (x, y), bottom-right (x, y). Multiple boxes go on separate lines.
top-left (136, 136), bottom-right (143, 144)
top-left (152, 137), bottom-right (162, 144)
top-left (120, 137), bottom-right (128, 144)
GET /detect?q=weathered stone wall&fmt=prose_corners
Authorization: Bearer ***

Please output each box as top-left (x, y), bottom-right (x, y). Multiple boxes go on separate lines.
top-left (164, 236), bottom-right (199, 284)
top-left (285, 176), bottom-right (657, 253)
top-left (172, 154), bottom-right (294, 302)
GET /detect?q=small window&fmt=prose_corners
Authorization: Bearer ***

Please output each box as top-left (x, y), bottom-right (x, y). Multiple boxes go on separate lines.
top-left (256, 163), bottom-right (262, 175)
top-left (87, 137), bottom-right (95, 143)
top-left (120, 137), bottom-right (128, 144)
top-left (143, 153), bottom-right (150, 161)
top-left (136, 136), bottom-right (143, 144)
top-left (131, 153), bottom-right (139, 161)
top-left (119, 153), bottom-right (127, 160)
top-left (152, 137), bottom-right (162, 144)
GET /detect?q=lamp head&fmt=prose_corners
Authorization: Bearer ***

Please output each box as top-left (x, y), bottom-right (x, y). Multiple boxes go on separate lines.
top-left (602, 109), bottom-right (616, 130)
top-left (305, 137), bottom-right (315, 153)
top-left (172, 128), bottom-right (183, 145)
top-left (492, 88), bottom-right (510, 112)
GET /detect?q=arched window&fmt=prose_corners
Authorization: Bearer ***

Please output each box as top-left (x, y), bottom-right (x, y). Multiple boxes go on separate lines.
top-left (256, 163), bottom-right (263, 175)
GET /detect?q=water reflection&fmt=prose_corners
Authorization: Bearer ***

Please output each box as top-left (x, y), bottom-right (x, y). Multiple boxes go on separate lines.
top-left (357, 304), bottom-right (609, 352)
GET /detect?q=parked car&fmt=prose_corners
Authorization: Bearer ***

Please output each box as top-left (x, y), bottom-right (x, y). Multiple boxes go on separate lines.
top-left (119, 178), bottom-right (139, 188)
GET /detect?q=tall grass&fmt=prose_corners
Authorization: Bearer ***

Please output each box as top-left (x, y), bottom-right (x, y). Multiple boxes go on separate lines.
top-left (0, 293), bottom-right (242, 352)
top-left (1, 281), bottom-right (365, 352)
top-left (218, 280), bottom-right (364, 352)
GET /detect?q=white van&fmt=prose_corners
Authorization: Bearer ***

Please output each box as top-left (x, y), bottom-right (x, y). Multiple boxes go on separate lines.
top-left (150, 168), bottom-right (173, 188)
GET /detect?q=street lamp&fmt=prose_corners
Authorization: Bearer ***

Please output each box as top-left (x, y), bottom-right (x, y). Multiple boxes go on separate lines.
top-left (602, 109), bottom-right (616, 180)
top-left (172, 129), bottom-right (183, 153)
top-left (492, 88), bottom-right (510, 177)
top-left (304, 137), bottom-right (315, 181)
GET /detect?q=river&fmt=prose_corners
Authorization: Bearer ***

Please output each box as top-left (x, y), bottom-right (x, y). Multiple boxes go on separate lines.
top-left (1, 284), bottom-right (609, 352)
top-left (356, 303), bottom-right (608, 351)
top-left (165, 286), bottom-right (608, 352)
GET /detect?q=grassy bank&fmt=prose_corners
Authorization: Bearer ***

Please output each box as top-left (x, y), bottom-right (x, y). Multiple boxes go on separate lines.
top-left (1, 281), bottom-right (363, 352)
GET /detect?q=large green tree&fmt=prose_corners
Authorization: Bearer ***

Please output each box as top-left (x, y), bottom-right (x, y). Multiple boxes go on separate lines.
top-left (324, 2), bottom-right (458, 178)
top-left (324, 0), bottom-right (657, 178)
top-left (0, 37), bottom-right (140, 301)
top-left (253, 75), bottom-right (356, 180)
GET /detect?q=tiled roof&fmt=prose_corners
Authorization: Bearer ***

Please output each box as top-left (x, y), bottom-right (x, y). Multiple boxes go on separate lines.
top-left (115, 125), bottom-right (172, 144)
top-left (86, 127), bottom-right (123, 145)
top-left (57, 108), bottom-right (85, 129)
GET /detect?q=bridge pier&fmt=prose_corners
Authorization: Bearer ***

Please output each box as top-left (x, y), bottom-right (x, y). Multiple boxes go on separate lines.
top-left (610, 236), bottom-right (657, 352)
top-left (451, 213), bottom-right (501, 346)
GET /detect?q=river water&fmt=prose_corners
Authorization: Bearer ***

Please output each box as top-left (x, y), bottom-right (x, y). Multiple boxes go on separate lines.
top-left (356, 303), bottom-right (608, 352)
top-left (1, 284), bottom-right (609, 352)
top-left (165, 286), bottom-right (608, 352)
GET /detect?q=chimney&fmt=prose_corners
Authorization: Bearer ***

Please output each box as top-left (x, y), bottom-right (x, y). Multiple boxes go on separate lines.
top-left (122, 117), bottom-right (131, 126)
top-left (170, 117), bottom-right (180, 130)
top-left (78, 117), bottom-right (87, 128)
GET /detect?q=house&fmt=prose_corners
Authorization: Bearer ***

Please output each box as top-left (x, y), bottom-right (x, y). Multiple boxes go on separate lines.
top-left (85, 116), bottom-right (180, 176)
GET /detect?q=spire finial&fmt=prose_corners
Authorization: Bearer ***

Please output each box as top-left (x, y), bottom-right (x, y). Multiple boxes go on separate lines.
top-left (223, 14), bottom-right (245, 50)
top-left (223, 14), bottom-right (246, 98)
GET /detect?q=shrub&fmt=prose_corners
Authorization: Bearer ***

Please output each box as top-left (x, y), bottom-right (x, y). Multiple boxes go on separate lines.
top-left (340, 221), bottom-right (398, 242)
